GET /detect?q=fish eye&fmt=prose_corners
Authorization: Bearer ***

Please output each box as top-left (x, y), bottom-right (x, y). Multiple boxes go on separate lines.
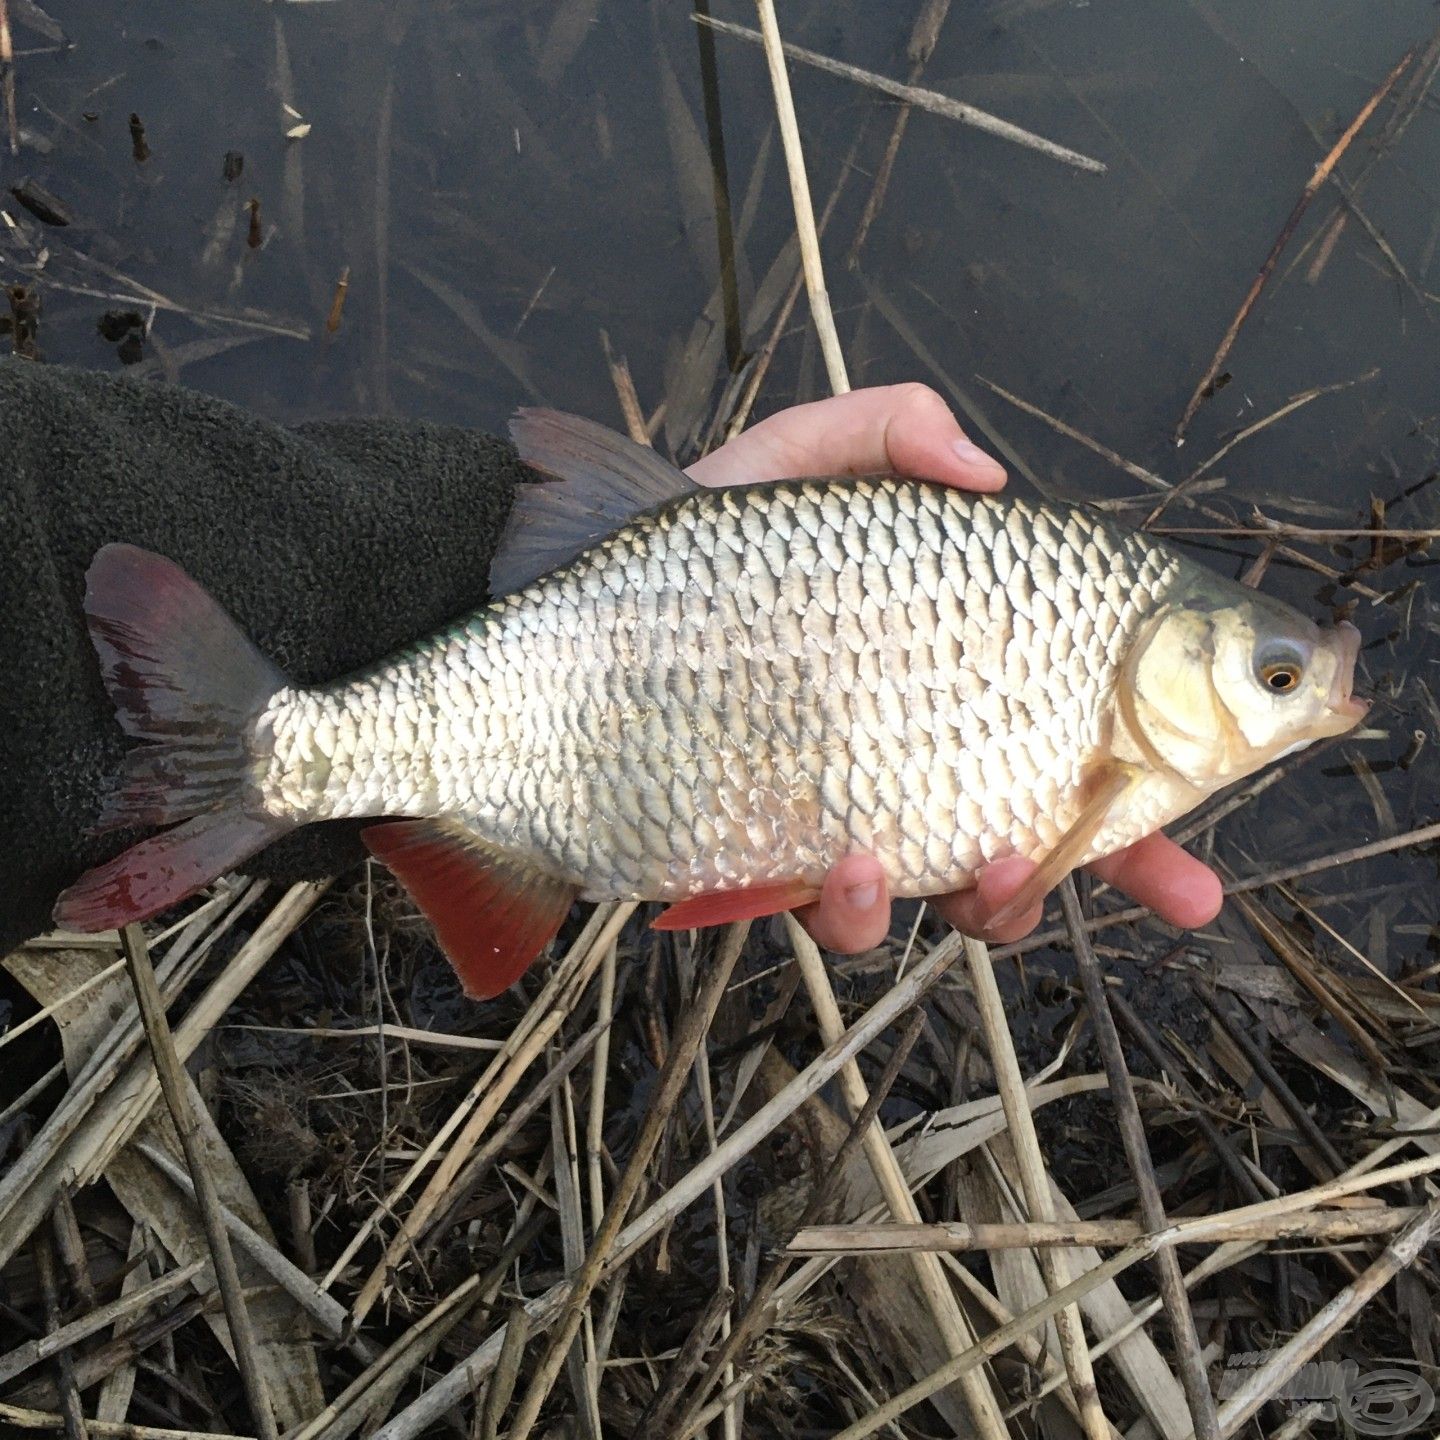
top-left (1255, 642), bottom-right (1307, 695)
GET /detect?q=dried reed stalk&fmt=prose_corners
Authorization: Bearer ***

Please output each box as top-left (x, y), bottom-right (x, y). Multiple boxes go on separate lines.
top-left (784, 916), bottom-right (1011, 1440)
top-left (790, 1208), bottom-right (1424, 1253)
top-left (1061, 877), bottom-right (1219, 1440)
top-left (752, 0), bottom-right (849, 394)
top-left (119, 924), bottom-right (278, 1440)
top-left (962, 933), bottom-right (1110, 1440)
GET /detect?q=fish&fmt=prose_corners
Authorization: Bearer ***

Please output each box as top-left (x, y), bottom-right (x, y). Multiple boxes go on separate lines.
top-left (54, 410), bottom-right (1367, 998)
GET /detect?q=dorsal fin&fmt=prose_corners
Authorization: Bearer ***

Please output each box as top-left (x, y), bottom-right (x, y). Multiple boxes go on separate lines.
top-left (494, 409), bottom-right (697, 594)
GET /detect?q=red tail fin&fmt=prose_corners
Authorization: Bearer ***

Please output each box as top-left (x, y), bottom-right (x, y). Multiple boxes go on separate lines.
top-left (54, 545), bottom-right (292, 931)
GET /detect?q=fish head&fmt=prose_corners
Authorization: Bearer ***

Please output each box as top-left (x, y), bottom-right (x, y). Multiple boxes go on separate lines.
top-left (1118, 580), bottom-right (1367, 790)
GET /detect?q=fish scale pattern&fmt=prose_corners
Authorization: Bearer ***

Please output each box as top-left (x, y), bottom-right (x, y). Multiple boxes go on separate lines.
top-left (259, 480), bottom-right (1191, 901)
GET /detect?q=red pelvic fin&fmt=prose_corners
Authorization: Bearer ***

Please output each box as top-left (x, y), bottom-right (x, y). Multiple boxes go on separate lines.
top-left (652, 879), bottom-right (822, 932)
top-left (363, 821), bottom-right (578, 1000)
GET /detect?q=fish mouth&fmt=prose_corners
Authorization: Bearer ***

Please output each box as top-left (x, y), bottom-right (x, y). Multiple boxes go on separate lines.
top-left (1326, 621), bottom-right (1368, 725)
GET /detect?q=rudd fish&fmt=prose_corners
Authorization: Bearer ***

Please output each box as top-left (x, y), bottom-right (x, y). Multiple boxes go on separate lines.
top-left (56, 411), bottom-right (1367, 997)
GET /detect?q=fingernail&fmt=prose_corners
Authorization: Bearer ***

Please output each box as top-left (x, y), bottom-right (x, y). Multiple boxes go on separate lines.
top-left (952, 439), bottom-right (1005, 480)
top-left (844, 881), bottom-right (880, 910)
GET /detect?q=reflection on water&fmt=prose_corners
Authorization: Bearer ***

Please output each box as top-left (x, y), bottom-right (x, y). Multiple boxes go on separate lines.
top-left (3, 0), bottom-right (1437, 969)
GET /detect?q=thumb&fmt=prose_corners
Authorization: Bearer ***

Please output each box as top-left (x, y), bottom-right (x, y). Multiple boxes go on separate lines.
top-left (796, 854), bottom-right (892, 954)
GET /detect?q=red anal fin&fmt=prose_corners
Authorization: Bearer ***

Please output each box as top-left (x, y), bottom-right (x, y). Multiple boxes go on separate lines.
top-left (363, 821), bottom-right (577, 1000)
top-left (652, 879), bottom-right (822, 931)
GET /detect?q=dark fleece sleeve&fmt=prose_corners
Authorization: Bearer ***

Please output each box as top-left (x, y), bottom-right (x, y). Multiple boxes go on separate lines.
top-left (0, 360), bottom-right (525, 956)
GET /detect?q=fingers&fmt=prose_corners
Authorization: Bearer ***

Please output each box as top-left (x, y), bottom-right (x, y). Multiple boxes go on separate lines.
top-left (1086, 834), bottom-right (1224, 928)
top-left (795, 853), bottom-right (891, 954)
top-left (933, 838), bottom-right (1224, 945)
top-left (799, 836), bottom-right (1224, 955)
top-left (931, 856), bottom-right (1044, 943)
top-left (685, 383), bottom-right (1007, 493)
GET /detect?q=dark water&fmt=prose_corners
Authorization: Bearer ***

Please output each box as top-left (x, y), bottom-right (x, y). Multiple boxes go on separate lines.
top-left (4, 1), bottom-right (1437, 971)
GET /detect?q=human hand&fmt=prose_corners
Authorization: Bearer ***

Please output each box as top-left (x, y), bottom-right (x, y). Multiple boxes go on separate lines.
top-left (686, 384), bottom-right (1224, 953)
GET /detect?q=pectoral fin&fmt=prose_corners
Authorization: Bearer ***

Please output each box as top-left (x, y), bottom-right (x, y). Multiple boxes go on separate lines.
top-left (984, 761), bottom-right (1143, 932)
top-left (363, 821), bottom-right (578, 1000)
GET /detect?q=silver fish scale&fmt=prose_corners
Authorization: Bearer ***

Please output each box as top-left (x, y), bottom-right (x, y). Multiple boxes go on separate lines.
top-left (257, 481), bottom-right (1190, 901)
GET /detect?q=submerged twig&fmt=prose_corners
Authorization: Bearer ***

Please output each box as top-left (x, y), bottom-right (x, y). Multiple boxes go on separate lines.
top-left (1174, 47), bottom-right (1415, 443)
top-left (697, 12), bottom-right (1107, 173)
top-left (847, 0), bottom-right (951, 267)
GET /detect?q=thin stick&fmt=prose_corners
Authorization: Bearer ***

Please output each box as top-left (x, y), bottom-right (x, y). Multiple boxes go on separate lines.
top-left (785, 918), bottom-right (1011, 1440)
top-left (690, 1013), bottom-right (739, 1440)
top-left (752, 0), bottom-right (849, 394)
top-left (1174, 47), bottom-right (1415, 443)
top-left (0, 0), bottom-right (16, 156)
top-left (119, 925), bottom-right (278, 1440)
top-left (0, 1260), bottom-right (208, 1386)
top-left (670, 1009), bottom-right (928, 1439)
top-left (698, 13), bottom-right (1106, 174)
top-left (1061, 878), bottom-right (1220, 1440)
top-left (789, 1208), bottom-right (1423, 1252)
top-left (1182, 369), bottom-right (1378, 482)
top-left (586, 941), bottom-right (617, 1233)
top-left (503, 922), bottom-right (750, 1440)
top-left (600, 331), bottom-right (650, 445)
top-left (847, 0), bottom-right (951, 267)
top-left (0, 1404), bottom-right (251, 1440)
top-left (1211, 1201), bottom-right (1440, 1438)
top-left (962, 934), bottom-right (1109, 1440)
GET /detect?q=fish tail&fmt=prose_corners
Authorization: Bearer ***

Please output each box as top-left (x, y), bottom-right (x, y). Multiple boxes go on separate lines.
top-left (54, 544), bottom-right (293, 931)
